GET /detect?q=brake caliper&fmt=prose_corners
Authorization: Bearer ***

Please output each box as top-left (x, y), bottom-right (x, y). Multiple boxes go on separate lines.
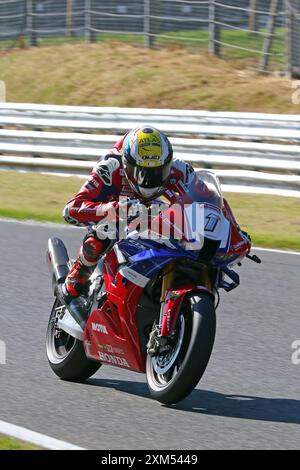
top-left (147, 323), bottom-right (172, 357)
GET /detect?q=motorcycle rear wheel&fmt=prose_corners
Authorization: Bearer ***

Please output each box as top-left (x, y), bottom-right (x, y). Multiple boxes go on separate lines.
top-left (146, 293), bottom-right (216, 405)
top-left (46, 299), bottom-right (101, 382)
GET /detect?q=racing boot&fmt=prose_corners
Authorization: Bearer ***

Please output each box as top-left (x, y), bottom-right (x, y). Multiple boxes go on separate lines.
top-left (58, 233), bottom-right (108, 327)
top-left (57, 259), bottom-right (94, 328)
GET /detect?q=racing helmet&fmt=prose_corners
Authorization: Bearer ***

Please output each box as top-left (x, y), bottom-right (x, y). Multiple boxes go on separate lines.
top-left (122, 126), bottom-right (173, 200)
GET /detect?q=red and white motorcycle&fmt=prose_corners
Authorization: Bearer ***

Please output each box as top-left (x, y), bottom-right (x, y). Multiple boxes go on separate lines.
top-left (46, 172), bottom-right (260, 404)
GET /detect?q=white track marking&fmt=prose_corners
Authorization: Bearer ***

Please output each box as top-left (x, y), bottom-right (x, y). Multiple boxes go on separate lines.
top-left (0, 420), bottom-right (85, 450)
top-left (253, 247), bottom-right (300, 256)
top-left (0, 217), bottom-right (84, 230)
top-left (223, 185), bottom-right (300, 198)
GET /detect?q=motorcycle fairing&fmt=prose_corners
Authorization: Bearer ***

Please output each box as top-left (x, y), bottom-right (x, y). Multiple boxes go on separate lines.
top-left (84, 247), bottom-right (146, 372)
top-left (83, 173), bottom-right (250, 372)
top-left (160, 285), bottom-right (214, 338)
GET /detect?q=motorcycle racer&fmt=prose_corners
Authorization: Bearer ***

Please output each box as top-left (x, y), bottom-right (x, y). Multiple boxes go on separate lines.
top-left (59, 126), bottom-right (249, 322)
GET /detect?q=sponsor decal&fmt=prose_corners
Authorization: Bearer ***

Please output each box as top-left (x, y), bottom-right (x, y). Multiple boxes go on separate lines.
top-left (138, 129), bottom-right (162, 163)
top-left (138, 134), bottom-right (161, 146)
top-left (166, 312), bottom-right (171, 332)
top-left (92, 323), bottom-right (108, 334)
top-left (140, 154), bottom-right (161, 161)
top-left (90, 177), bottom-right (100, 188)
top-left (98, 343), bottom-right (125, 355)
top-left (98, 352), bottom-right (130, 368)
top-left (86, 177), bottom-right (100, 191)
top-left (96, 165), bottom-right (112, 186)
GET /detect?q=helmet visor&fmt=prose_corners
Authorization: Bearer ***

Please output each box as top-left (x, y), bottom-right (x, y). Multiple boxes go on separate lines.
top-left (125, 161), bottom-right (172, 189)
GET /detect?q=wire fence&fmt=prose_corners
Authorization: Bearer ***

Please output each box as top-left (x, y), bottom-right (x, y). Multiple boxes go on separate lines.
top-left (286, 0), bottom-right (300, 77)
top-left (0, 0), bottom-right (298, 74)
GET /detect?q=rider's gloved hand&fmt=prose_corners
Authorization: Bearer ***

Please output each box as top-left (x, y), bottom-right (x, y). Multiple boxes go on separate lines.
top-left (116, 198), bottom-right (140, 221)
top-left (127, 199), bottom-right (148, 224)
top-left (96, 201), bottom-right (119, 219)
top-left (96, 199), bottom-right (141, 222)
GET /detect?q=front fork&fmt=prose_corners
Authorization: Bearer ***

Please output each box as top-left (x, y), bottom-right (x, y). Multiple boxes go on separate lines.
top-left (147, 261), bottom-right (214, 356)
top-left (158, 261), bottom-right (176, 327)
top-left (147, 262), bottom-right (176, 356)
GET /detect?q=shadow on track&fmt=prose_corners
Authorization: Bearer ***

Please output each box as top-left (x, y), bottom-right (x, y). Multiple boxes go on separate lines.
top-left (86, 378), bottom-right (300, 425)
top-left (87, 377), bottom-right (151, 398)
top-left (173, 391), bottom-right (300, 425)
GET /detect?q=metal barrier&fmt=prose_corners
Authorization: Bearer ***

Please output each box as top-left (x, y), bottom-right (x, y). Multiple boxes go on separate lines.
top-left (0, 104), bottom-right (299, 196)
top-left (0, 104), bottom-right (300, 141)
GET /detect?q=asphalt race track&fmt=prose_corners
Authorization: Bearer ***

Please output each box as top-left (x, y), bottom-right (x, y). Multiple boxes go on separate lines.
top-left (0, 219), bottom-right (299, 450)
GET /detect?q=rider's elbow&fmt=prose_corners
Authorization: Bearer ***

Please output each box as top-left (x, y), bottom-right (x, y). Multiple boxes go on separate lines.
top-left (63, 204), bottom-right (78, 226)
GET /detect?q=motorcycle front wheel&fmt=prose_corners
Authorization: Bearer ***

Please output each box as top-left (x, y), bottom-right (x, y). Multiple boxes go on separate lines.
top-left (46, 299), bottom-right (101, 382)
top-left (146, 293), bottom-right (216, 405)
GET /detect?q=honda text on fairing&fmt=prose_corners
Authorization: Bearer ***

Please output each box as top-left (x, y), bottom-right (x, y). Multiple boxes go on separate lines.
top-left (46, 171), bottom-right (261, 405)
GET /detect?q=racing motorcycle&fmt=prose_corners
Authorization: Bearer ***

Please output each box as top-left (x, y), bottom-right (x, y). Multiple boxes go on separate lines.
top-left (46, 171), bottom-right (261, 405)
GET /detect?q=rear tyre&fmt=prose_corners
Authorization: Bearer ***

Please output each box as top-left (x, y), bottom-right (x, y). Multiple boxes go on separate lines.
top-left (46, 300), bottom-right (101, 381)
top-left (146, 293), bottom-right (216, 405)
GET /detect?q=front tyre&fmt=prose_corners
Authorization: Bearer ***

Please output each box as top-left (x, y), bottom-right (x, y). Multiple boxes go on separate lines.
top-left (46, 300), bottom-right (101, 382)
top-left (146, 293), bottom-right (216, 405)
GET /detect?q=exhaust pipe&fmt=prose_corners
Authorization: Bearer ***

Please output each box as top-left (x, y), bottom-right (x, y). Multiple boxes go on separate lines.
top-left (47, 238), bottom-right (69, 291)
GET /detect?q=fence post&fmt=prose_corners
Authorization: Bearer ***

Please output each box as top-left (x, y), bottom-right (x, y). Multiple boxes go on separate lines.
top-left (287, 1), bottom-right (293, 77)
top-left (144, 0), bottom-right (156, 49)
top-left (259, 0), bottom-right (279, 73)
top-left (209, 0), bottom-right (220, 56)
top-left (144, 0), bottom-right (150, 48)
top-left (249, 0), bottom-right (259, 33)
top-left (26, 0), bottom-right (37, 46)
top-left (287, 0), bottom-right (300, 78)
top-left (66, 0), bottom-right (74, 37)
top-left (85, 0), bottom-right (92, 42)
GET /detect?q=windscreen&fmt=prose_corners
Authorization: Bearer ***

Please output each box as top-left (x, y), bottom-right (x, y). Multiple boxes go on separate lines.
top-left (181, 171), bottom-right (223, 209)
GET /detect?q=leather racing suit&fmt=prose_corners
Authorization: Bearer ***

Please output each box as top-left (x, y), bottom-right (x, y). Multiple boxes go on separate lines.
top-left (62, 134), bottom-right (244, 298)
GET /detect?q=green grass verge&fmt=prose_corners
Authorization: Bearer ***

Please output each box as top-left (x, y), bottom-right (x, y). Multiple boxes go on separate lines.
top-left (0, 171), bottom-right (299, 251)
top-left (226, 193), bottom-right (300, 252)
top-left (0, 434), bottom-right (39, 450)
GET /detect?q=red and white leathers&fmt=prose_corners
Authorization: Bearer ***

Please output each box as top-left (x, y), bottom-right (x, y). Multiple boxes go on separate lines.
top-left (62, 135), bottom-right (244, 298)
top-left (62, 134), bottom-right (195, 297)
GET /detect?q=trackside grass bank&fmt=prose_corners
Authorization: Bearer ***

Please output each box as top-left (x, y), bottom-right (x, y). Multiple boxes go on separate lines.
top-left (0, 42), bottom-right (296, 113)
top-left (0, 172), bottom-right (299, 251)
top-left (0, 434), bottom-right (39, 450)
